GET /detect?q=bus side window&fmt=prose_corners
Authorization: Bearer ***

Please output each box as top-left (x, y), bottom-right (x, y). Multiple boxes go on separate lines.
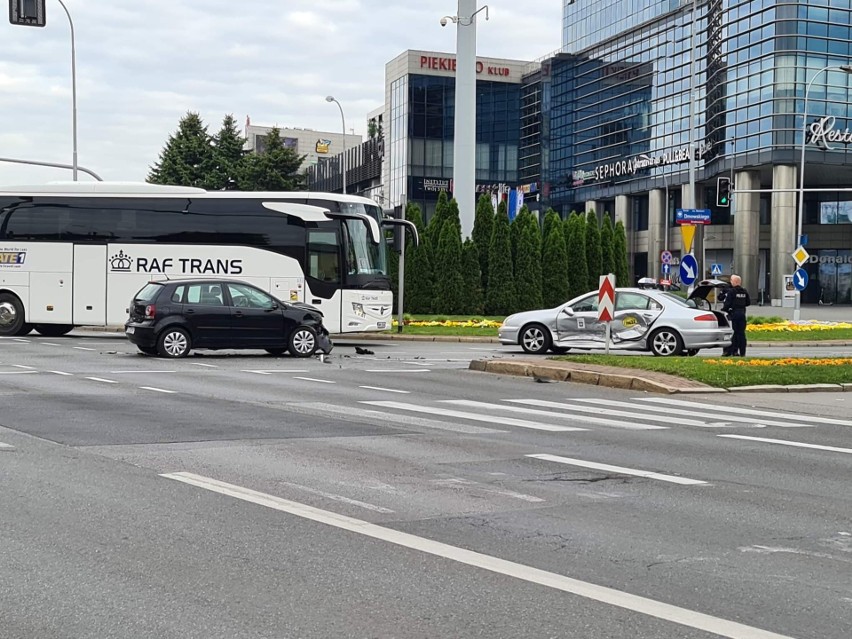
top-left (308, 230), bottom-right (340, 283)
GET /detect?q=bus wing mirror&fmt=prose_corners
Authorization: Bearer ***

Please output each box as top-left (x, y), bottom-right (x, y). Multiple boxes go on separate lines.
top-left (325, 211), bottom-right (381, 244)
top-left (381, 219), bottom-right (420, 249)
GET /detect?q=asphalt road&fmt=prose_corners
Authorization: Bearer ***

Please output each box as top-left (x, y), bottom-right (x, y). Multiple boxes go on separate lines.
top-left (1, 333), bottom-right (851, 639)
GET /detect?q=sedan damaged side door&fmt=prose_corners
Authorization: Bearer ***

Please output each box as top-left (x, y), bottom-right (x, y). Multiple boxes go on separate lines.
top-left (555, 294), bottom-right (604, 347)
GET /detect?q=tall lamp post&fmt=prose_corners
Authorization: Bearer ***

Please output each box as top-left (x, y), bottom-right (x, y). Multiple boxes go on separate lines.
top-left (795, 63), bottom-right (852, 320)
top-left (56, 0), bottom-right (77, 181)
top-left (326, 96), bottom-right (346, 194)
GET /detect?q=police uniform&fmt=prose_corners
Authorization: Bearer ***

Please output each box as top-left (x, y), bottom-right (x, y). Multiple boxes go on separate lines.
top-left (722, 285), bottom-right (751, 356)
top-left (717, 285), bottom-right (733, 355)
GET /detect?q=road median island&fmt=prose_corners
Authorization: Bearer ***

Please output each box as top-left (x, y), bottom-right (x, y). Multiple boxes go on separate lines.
top-left (470, 355), bottom-right (852, 393)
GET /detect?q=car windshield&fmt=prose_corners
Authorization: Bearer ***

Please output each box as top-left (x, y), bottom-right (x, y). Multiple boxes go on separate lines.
top-left (660, 292), bottom-right (691, 307)
top-left (343, 209), bottom-right (387, 276)
top-left (135, 283), bottom-right (162, 301)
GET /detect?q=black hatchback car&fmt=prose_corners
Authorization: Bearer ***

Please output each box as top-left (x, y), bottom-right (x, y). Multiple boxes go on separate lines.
top-left (125, 279), bottom-right (333, 358)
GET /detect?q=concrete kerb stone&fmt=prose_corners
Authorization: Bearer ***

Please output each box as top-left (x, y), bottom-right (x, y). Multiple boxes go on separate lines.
top-left (727, 385), bottom-right (789, 393)
top-left (783, 383), bottom-right (843, 392)
top-left (842, 383), bottom-right (852, 392)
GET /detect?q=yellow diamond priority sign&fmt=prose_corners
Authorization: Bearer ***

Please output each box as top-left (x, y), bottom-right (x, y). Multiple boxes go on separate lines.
top-left (792, 245), bottom-right (810, 267)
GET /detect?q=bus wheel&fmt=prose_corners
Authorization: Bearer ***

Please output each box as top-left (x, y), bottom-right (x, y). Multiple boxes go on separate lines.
top-left (288, 326), bottom-right (318, 358)
top-left (157, 327), bottom-right (192, 358)
top-left (0, 293), bottom-right (29, 337)
top-left (34, 324), bottom-right (74, 337)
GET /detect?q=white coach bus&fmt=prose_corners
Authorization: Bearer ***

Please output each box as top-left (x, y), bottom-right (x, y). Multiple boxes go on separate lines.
top-left (0, 183), bottom-right (415, 337)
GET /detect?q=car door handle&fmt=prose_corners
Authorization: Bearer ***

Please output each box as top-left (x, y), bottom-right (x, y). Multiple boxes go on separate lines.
top-left (233, 311), bottom-right (243, 318)
top-left (185, 309), bottom-right (195, 315)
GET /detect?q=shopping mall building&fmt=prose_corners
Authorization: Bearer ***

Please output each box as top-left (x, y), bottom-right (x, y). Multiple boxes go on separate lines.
top-left (314, 1), bottom-right (852, 306)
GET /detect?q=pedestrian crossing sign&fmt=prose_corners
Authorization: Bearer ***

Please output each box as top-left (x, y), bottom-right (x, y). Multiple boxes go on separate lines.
top-left (711, 263), bottom-right (723, 276)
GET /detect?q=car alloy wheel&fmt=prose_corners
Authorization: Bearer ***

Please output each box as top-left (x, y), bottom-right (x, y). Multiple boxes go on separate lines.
top-left (650, 328), bottom-right (683, 357)
top-left (289, 326), bottom-right (317, 357)
top-left (158, 328), bottom-right (191, 358)
top-left (520, 324), bottom-right (551, 355)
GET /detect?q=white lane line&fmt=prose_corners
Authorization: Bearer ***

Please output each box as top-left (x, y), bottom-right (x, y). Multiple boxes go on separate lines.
top-left (49, 371), bottom-right (74, 376)
top-left (575, 398), bottom-right (815, 429)
top-left (85, 377), bottom-right (118, 384)
top-left (12, 365), bottom-right (35, 369)
top-left (41, 342), bottom-right (61, 346)
top-left (109, 370), bottom-right (177, 374)
top-left (0, 442), bottom-right (13, 450)
top-left (295, 402), bottom-right (504, 435)
top-left (140, 386), bottom-right (178, 394)
top-left (293, 377), bottom-right (336, 384)
top-left (433, 478), bottom-right (545, 503)
top-left (191, 362), bottom-right (218, 368)
top-left (73, 346), bottom-right (96, 351)
top-left (12, 339), bottom-right (30, 343)
top-left (450, 399), bottom-right (669, 430)
top-left (242, 369), bottom-right (308, 375)
top-left (638, 397), bottom-right (852, 427)
top-left (527, 454), bottom-right (708, 486)
top-left (719, 434), bottom-right (852, 455)
top-left (0, 371), bottom-right (37, 375)
top-left (365, 369), bottom-right (431, 374)
top-left (361, 401), bottom-right (586, 432)
top-left (279, 481), bottom-right (394, 514)
top-left (162, 472), bottom-right (792, 639)
top-left (359, 386), bottom-right (411, 394)
top-left (403, 361), bottom-right (433, 367)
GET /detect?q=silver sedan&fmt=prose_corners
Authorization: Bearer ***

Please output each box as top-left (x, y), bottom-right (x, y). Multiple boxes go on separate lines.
top-left (498, 281), bottom-right (734, 357)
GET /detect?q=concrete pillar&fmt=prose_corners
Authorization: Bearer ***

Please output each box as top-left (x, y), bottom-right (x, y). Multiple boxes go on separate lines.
top-left (770, 165), bottom-right (797, 306)
top-left (647, 189), bottom-right (665, 280)
top-left (615, 195), bottom-right (631, 284)
top-left (732, 170), bottom-right (760, 295)
top-left (453, 0), bottom-right (478, 239)
top-left (584, 200), bottom-right (598, 216)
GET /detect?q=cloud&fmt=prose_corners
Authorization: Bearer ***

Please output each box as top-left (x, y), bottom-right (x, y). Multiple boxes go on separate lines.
top-left (0, 0), bottom-right (562, 183)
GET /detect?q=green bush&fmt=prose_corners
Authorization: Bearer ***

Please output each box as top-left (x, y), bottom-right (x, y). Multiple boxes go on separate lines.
top-left (485, 201), bottom-right (515, 315)
top-left (513, 208), bottom-right (543, 312)
top-left (542, 212), bottom-right (570, 308)
top-left (567, 212), bottom-right (589, 299)
top-left (585, 210), bottom-right (602, 291)
top-left (600, 214), bottom-right (616, 278)
top-left (472, 194), bottom-right (495, 292)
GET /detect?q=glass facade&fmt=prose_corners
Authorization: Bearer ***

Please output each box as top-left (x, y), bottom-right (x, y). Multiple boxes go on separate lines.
top-left (392, 74), bottom-right (521, 220)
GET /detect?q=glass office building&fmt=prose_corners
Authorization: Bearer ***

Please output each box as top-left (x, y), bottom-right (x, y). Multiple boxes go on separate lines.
top-left (533, 0), bottom-right (852, 305)
top-left (383, 50), bottom-right (529, 221)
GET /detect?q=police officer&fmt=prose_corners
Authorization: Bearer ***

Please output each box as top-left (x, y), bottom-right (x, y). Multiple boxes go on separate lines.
top-left (717, 279), bottom-right (734, 355)
top-left (722, 274), bottom-right (751, 356)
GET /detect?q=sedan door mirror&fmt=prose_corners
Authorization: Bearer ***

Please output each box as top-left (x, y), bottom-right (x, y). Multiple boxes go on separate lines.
top-left (560, 307), bottom-right (575, 317)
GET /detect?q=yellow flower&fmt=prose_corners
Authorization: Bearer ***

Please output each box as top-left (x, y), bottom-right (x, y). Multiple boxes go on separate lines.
top-left (705, 357), bottom-right (852, 367)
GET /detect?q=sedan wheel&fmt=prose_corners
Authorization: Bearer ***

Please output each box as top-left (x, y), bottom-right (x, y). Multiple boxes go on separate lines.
top-left (649, 328), bottom-right (684, 357)
top-left (289, 326), bottom-right (318, 358)
top-left (157, 327), bottom-right (191, 358)
top-left (520, 324), bottom-right (551, 355)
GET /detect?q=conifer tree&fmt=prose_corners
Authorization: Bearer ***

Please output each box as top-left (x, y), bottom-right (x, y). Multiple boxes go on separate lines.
top-left (403, 203), bottom-right (434, 314)
top-left (567, 212), bottom-right (589, 299)
top-left (425, 190), bottom-right (450, 255)
top-left (541, 207), bottom-right (559, 247)
top-left (614, 220), bottom-right (631, 288)
top-left (147, 111), bottom-right (215, 187)
top-left (238, 127), bottom-right (306, 191)
top-left (485, 201), bottom-right (515, 315)
top-left (461, 240), bottom-right (484, 315)
top-left (600, 214), bottom-right (616, 278)
top-left (542, 213), bottom-right (570, 308)
top-left (208, 114), bottom-right (247, 190)
top-left (513, 209), bottom-right (543, 312)
top-left (472, 194), bottom-right (495, 291)
top-left (585, 209), bottom-right (602, 291)
top-left (434, 215), bottom-right (465, 314)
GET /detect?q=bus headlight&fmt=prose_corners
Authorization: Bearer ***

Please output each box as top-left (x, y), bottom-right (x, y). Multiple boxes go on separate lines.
top-left (352, 303), bottom-right (366, 318)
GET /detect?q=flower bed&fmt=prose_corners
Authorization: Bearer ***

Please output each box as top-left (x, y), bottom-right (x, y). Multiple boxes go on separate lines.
top-left (746, 321), bottom-right (852, 333)
top-left (705, 357), bottom-right (852, 367)
top-left (393, 319), bottom-right (502, 328)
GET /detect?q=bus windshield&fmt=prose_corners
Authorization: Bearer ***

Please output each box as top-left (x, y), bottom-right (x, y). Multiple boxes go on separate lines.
top-left (341, 203), bottom-right (387, 276)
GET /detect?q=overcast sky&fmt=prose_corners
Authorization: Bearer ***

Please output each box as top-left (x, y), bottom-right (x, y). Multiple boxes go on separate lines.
top-left (0, 0), bottom-right (562, 185)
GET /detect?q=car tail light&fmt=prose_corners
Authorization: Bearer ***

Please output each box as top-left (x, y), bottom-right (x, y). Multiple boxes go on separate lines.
top-left (145, 304), bottom-right (156, 319)
top-left (694, 313), bottom-right (717, 322)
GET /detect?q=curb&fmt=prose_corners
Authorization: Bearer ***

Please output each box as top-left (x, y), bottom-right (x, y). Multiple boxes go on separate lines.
top-left (469, 360), bottom-right (852, 394)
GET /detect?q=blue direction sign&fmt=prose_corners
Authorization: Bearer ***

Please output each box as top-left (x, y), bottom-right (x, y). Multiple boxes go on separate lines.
top-left (675, 208), bottom-right (712, 225)
top-left (662, 263), bottom-right (671, 275)
top-left (680, 253), bottom-right (699, 285)
top-left (711, 263), bottom-right (723, 276)
top-left (793, 268), bottom-right (809, 291)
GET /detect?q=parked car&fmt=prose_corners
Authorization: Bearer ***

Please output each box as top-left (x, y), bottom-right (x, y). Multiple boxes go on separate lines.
top-left (498, 280), bottom-right (733, 357)
top-left (125, 279), bottom-right (333, 358)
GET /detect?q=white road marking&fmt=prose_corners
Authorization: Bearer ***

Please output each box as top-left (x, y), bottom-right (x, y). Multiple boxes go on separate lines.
top-left (432, 478), bottom-right (545, 503)
top-left (577, 398), bottom-right (815, 429)
top-left (403, 361), bottom-right (433, 367)
top-left (191, 362), bottom-right (218, 368)
top-left (12, 365), bottom-right (35, 369)
top-left (527, 454), bottom-right (708, 486)
top-left (49, 371), bottom-right (73, 376)
top-left (0, 442), bottom-right (13, 450)
top-left (73, 346), bottom-right (96, 351)
top-left (718, 434), bottom-right (852, 455)
top-left (12, 339), bottom-right (30, 343)
top-left (41, 342), bottom-right (61, 346)
top-left (361, 401), bottom-right (586, 432)
top-left (85, 377), bottom-right (118, 384)
top-left (293, 377), bottom-right (336, 384)
top-left (639, 397), bottom-right (852, 427)
top-left (295, 402), bottom-right (504, 435)
top-left (162, 471), bottom-right (792, 639)
top-left (109, 370), bottom-right (177, 374)
top-left (452, 399), bottom-right (670, 430)
top-left (0, 371), bottom-right (37, 375)
top-left (365, 369), bottom-right (431, 373)
top-left (139, 386), bottom-right (178, 394)
top-left (278, 481), bottom-right (394, 514)
top-left (242, 369), bottom-right (308, 375)
top-left (359, 386), bottom-right (410, 394)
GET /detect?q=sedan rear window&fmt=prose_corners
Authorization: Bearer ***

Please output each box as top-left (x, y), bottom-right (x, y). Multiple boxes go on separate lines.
top-left (135, 283), bottom-right (163, 302)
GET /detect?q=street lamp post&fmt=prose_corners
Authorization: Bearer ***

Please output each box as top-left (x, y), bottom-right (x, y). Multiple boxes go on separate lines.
top-left (795, 63), bottom-right (852, 320)
top-left (56, 0), bottom-right (78, 181)
top-left (326, 96), bottom-right (346, 194)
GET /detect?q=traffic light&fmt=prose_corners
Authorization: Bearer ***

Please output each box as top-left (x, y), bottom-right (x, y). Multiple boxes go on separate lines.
top-left (9, 0), bottom-right (46, 27)
top-left (716, 177), bottom-right (732, 208)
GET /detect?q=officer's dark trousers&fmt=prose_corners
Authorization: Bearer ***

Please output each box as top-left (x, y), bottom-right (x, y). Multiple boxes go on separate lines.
top-left (730, 313), bottom-right (747, 356)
